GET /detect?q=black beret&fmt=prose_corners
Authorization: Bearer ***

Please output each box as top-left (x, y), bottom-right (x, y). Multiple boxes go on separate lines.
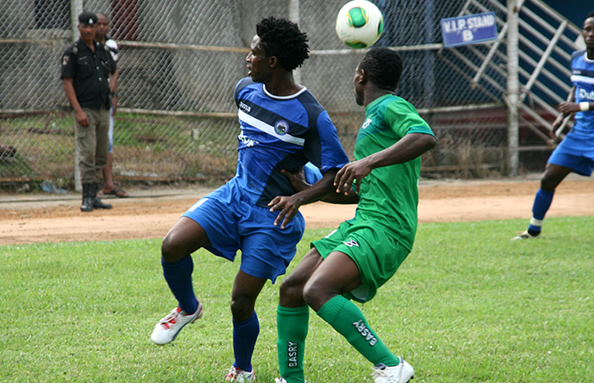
top-left (78, 11), bottom-right (98, 25)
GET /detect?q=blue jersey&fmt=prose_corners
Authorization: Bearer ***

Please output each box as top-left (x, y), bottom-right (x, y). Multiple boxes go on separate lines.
top-left (233, 78), bottom-right (349, 207)
top-left (570, 50), bottom-right (594, 134)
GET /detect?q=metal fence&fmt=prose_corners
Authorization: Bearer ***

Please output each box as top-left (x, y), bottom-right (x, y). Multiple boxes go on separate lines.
top-left (0, 0), bottom-right (582, 190)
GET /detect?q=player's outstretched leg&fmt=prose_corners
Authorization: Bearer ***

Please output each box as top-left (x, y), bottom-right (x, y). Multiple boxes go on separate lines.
top-left (316, 295), bottom-right (413, 382)
top-left (153, 231), bottom-right (203, 344)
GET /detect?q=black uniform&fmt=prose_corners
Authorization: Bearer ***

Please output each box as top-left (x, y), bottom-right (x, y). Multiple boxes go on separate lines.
top-left (60, 38), bottom-right (116, 110)
top-left (60, 19), bottom-right (117, 211)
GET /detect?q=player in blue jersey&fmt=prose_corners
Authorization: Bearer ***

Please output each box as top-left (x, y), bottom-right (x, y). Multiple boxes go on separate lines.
top-left (150, 17), bottom-right (349, 382)
top-left (513, 11), bottom-right (594, 240)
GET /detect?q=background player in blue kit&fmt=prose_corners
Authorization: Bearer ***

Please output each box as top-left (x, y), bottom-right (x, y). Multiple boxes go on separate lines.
top-left (514, 11), bottom-right (594, 240)
top-left (150, 17), bottom-right (349, 382)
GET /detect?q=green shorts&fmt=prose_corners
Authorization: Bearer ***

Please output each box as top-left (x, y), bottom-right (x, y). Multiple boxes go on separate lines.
top-left (312, 220), bottom-right (410, 303)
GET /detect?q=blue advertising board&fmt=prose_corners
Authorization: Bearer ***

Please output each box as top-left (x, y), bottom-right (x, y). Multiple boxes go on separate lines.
top-left (440, 11), bottom-right (498, 48)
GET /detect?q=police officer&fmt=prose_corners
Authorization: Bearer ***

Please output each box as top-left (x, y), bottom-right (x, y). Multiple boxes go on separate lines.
top-left (61, 11), bottom-right (116, 212)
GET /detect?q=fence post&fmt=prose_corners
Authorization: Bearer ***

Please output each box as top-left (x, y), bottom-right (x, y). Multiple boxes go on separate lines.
top-left (70, 0), bottom-right (83, 192)
top-left (289, 0), bottom-right (301, 85)
top-left (506, 0), bottom-right (520, 177)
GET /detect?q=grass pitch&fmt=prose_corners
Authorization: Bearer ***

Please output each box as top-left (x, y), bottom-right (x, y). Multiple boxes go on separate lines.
top-left (1, 217), bottom-right (593, 382)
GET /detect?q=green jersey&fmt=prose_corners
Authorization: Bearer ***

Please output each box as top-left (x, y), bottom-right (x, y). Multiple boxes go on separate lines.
top-left (352, 94), bottom-right (434, 251)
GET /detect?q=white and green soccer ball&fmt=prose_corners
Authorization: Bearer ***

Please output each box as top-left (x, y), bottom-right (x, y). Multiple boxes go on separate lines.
top-left (335, 0), bottom-right (384, 49)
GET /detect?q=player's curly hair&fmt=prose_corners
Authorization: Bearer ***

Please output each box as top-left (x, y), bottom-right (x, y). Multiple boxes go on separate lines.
top-left (359, 47), bottom-right (403, 91)
top-left (256, 17), bottom-right (310, 71)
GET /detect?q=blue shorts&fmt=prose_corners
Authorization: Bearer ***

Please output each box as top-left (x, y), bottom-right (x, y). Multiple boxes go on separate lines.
top-left (548, 129), bottom-right (594, 176)
top-left (182, 179), bottom-right (305, 283)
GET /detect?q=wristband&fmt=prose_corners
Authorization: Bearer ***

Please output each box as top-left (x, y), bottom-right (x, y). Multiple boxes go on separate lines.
top-left (579, 102), bottom-right (590, 111)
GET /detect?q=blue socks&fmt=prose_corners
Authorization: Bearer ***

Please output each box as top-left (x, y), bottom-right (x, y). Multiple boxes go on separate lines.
top-left (161, 256), bottom-right (198, 314)
top-left (233, 311), bottom-right (260, 372)
top-left (162, 257), bottom-right (259, 373)
top-left (528, 188), bottom-right (555, 234)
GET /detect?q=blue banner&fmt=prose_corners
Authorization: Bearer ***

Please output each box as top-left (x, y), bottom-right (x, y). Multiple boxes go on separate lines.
top-left (440, 11), bottom-right (498, 48)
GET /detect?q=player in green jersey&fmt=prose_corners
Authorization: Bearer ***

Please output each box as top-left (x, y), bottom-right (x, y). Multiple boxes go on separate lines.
top-left (274, 47), bottom-right (436, 383)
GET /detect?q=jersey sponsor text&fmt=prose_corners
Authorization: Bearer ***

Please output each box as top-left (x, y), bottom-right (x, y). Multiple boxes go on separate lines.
top-left (578, 88), bottom-right (594, 101)
top-left (238, 133), bottom-right (258, 147)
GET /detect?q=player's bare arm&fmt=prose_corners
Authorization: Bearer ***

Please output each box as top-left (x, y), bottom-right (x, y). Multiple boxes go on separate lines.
top-left (335, 133), bottom-right (436, 194)
top-left (268, 168), bottom-right (339, 229)
top-left (551, 86), bottom-right (576, 139)
top-left (110, 67), bottom-right (119, 94)
top-left (282, 167), bottom-right (359, 205)
top-left (110, 68), bottom-right (119, 116)
top-left (280, 167), bottom-right (309, 192)
top-left (556, 85), bottom-right (578, 115)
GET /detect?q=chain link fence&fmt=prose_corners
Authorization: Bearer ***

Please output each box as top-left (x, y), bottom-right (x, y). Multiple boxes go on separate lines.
top-left (0, 0), bottom-right (580, 191)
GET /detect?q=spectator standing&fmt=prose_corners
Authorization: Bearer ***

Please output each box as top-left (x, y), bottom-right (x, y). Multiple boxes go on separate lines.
top-left (95, 12), bottom-right (129, 198)
top-left (61, 11), bottom-right (116, 212)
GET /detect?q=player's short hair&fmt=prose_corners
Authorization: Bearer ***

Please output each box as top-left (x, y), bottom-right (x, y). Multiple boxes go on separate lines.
top-left (586, 11), bottom-right (594, 20)
top-left (256, 17), bottom-right (310, 71)
top-left (360, 47), bottom-right (403, 91)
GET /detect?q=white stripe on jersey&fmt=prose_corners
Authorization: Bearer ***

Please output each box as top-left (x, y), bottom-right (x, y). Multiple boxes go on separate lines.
top-left (238, 110), bottom-right (305, 146)
top-left (571, 75), bottom-right (594, 85)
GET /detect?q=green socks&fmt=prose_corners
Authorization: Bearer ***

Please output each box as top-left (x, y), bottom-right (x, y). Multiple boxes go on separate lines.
top-left (277, 296), bottom-right (399, 382)
top-left (317, 295), bottom-right (399, 367)
top-left (277, 305), bottom-right (309, 383)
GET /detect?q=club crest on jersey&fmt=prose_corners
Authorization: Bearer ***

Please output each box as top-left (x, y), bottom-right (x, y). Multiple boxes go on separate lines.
top-left (274, 120), bottom-right (289, 135)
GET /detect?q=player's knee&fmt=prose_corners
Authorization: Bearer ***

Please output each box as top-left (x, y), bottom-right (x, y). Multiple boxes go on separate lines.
top-left (541, 165), bottom-right (571, 191)
top-left (540, 176), bottom-right (560, 191)
top-left (230, 296), bottom-right (255, 320)
top-left (302, 279), bottom-right (326, 310)
top-left (279, 275), bottom-right (306, 306)
top-left (161, 233), bottom-right (185, 263)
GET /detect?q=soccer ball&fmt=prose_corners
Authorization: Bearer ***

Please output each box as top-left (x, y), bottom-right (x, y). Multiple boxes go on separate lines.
top-left (335, 0), bottom-right (384, 49)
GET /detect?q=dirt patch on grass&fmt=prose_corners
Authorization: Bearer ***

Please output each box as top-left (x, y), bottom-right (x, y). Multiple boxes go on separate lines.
top-left (1, 177), bottom-right (593, 245)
